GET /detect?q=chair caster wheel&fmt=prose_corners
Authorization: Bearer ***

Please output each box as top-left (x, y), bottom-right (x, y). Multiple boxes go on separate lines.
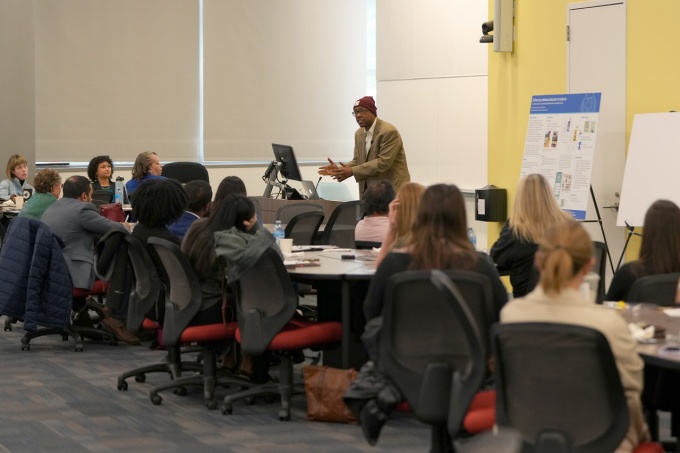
top-left (245, 396), bottom-right (256, 405)
top-left (117, 381), bottom-right (128, 391)
top-left (75, 345), bottom-right (84, 352)
top-left (264, 395), bottom-right (276, 404)
top-left (151, 394), bottom-right (162, 405)
top-left (279, 410), bottom-right (290, 421)
top-left (108, 337), bottom-right (118, 346)
top-left (21, 345), bottom-right (30, 351)
top-left (174, 386), bottom-right (187, 396)
top-left (134, 374), bottom-right (146, 383)
top-left (221, 404), bottom-right (233, 415)
top-left (207, 400), bottom-right (217, 410)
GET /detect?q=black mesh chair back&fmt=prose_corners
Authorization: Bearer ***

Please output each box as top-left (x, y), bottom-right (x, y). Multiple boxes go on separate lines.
top-left (592, 241), bottom-right (607, 303)
top-left (318, 200), bottom-right (363, 248)
top-left (441, 270), bottom-right (496, 359)
top-left (380, 270), bottom-right (486, 453)
top-left (275, 202), bottom-right (323, 224)
top-left (92, 190), bottom-right (113, 208)
top-left (147, 237), bottom-right (202, 348)
top-left (284, 211), bottom-right (324, 245)
top-left (493, 322), bottom-right (629, 453)
top-left (125, 235), bottom-right (161, 332)
top-left (248, 196), bottom-right (262, 221)
top-left (161, 161), bottom-right (210, 184)
top-left (355, 240), bottom-right (381, 250)
top-left (627, 273), bottom-right (680, 306)
top-left (232, 248), bottom-right (298, 356)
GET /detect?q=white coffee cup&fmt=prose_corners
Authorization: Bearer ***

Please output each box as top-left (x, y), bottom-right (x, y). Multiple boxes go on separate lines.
top-left (279, 238), bottom-right (293, 255)
top-left (14, 196), bottom-right (24, 209)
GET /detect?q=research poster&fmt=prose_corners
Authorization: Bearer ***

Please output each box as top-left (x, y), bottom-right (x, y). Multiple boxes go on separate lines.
top-left (520, 93), bottom-right (601, 220)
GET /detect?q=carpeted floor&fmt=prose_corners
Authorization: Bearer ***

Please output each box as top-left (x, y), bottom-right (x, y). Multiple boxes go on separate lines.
top-left (0, 319), bottom-right (430, 453)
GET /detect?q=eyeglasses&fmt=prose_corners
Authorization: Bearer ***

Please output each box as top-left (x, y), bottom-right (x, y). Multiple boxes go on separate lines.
top-left (351, 108), bottom-right (370, 117)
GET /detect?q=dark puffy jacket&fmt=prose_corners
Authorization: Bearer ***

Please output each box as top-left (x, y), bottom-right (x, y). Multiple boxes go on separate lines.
top-left (0, 217), bottom-right (72, 331)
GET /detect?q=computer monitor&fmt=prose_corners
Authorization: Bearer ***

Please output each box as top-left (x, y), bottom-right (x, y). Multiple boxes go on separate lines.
top-left (272, 143), bottom-right (304, 182)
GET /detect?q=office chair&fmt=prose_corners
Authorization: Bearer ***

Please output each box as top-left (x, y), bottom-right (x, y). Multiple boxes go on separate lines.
top-left (275, 202), bottom-right (323, 224)
top-left (112, 233), bottom-right (204, 390)
top-left (458, 429), bottom-right (522, 453)
top-left (147, 238), bottom-right (254, 409)
top-left (0, 217), bottom-right (116, 351)
top-left (318, 200), bottom-right (362, 248)
top-left (284, 211), bottom-right (324, 246)
top-left (627, 273), bottom-right (680, 306)
top-left (379, 270), bottom-right (488, 453)
top-left (493, 322), bottom-right (663, 453)
top-left (161, 161), bottom-right (210, 184)
top-left (221, 248), bottom-right (342, 420)
top-left (355, 240), bottom-right (382, 250)
top-left (592, 241), bottom-right (608, 303)
top-left (91, 190), bottom-right (113, 209)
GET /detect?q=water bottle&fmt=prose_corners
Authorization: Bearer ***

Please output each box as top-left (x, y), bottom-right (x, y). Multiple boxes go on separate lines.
top-left (273, 220), bottom-right (285, 246)
top-left (114, 177), bottom-right (124, 205)
top-left (467, 227), bottom-right (477, 250)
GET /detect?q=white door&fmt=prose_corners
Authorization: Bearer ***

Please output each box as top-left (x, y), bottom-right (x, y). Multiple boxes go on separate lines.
top-left (567, 0), bottom-right (626, 288)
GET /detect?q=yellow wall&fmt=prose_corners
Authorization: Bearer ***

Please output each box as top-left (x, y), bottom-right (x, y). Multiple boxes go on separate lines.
top-left (488, 0), bottom-right (680, 258)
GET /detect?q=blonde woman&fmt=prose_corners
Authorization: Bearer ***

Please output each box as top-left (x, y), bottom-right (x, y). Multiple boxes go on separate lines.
top-left (490, 174), bottom-right (572, 298)
top-left (375, 181), bottom-right (425, 267)
top-left (125, 151), bottom-right (165, 195)
top-left (501, 221), bottom-right (649, 453)
top-left (0, 154), bottom-right (34, 201)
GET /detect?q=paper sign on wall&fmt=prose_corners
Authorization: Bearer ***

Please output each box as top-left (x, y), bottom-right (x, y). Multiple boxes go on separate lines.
top-left (520, 93), bottom-right (601, 220)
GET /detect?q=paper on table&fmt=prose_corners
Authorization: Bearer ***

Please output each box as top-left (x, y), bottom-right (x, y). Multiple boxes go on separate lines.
top-left (663, 308), bottom-right (680, 317)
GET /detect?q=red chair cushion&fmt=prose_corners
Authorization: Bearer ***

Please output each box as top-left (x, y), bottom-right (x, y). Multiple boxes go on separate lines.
top-left (463, 390), bottom-right (496, 434)
top-left (235, 321), bottom-right (342, 351)
top-left (73, 280), bottom-right (109, 298)
top-left (633, 442), bottom-right (664, 453)
top-left (141, 318), bottom-right (160, 331)
top-left (179, 322), bottom-right (237, 343)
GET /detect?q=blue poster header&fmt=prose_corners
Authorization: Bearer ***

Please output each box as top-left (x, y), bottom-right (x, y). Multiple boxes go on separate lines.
top-left (530, 93), bottom-right (601, 114)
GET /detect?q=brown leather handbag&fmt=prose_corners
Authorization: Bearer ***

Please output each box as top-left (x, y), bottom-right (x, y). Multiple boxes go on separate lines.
top-left (304, 365), bottom-right (358, 423)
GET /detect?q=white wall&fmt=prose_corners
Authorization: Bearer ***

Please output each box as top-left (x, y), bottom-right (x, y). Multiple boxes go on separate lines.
top-left (377, 0), bottom-right (489, 244)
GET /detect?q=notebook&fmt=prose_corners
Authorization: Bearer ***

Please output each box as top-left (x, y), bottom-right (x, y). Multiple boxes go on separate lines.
top-left (300, 180), bottom-right (321, 200)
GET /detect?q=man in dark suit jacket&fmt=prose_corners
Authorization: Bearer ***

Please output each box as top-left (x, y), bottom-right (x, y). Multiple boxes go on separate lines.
top-left (42, 175), bottom-right (139, 344)
top-left (319, 96), bottom-right (410, 199)
top-left (168, 180), bottom-right (212, 239)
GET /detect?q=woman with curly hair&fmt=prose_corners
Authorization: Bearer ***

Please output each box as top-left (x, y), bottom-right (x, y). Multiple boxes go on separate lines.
top-left (87, 155), bottom-right (115, 193)
top-left (131, 178), bottom-right (188, 248)
top-left (18, 169), bottom-right (62, 219)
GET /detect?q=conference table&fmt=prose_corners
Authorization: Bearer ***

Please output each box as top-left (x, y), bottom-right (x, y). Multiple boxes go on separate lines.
top-left (285, 248), bottom-right (377, 368)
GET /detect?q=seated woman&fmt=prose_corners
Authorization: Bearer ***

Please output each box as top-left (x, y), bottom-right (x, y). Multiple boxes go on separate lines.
top-left (186, 193), bottom-right (280, 381)
top-left (375, 181), bottom-right (425, 267)
top-left (17, 169), bottom-right (61, 219)
top-left (87, 155), bottom-right (115, 193)
top-left (355, 180), bottom-right (395, 244)
top-left (0, 154), bottom-right (34, 201)
top-left (491, 173), bottom-right (572, 298)
top-left (606, 199), bottom-right (680, 301)
top-left (212, 176), bottom-right (247, 212)
top-left (501, 220), bottom-right (649, 453)
top-left (365, 183), bottom-right (508, 324)
top-left (125, 151), bottom-right (166, 195)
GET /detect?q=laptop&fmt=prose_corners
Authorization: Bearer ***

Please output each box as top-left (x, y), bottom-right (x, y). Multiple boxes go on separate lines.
top-left (300, 180), bottom-right (321, 200)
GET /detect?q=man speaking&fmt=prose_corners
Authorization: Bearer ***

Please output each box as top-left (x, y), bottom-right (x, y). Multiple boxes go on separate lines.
top-left (319, 96), bottom-right (410, 199)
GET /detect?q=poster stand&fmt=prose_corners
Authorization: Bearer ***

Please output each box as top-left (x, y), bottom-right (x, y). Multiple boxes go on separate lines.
top-left (581, 185), bottom-right (615, 273)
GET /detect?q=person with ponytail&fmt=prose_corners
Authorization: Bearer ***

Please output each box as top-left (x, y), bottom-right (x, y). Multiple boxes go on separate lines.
top-left (501, 221), bottom-right (649, 453)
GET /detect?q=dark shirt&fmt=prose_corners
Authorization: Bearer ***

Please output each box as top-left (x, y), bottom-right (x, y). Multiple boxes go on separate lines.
top-left (363, 251), bottom-right (508, 323)
top-left (168, 211), bottom-right (200, 240)
top-left (92, 180), bottom-right (114, 193)
top-left (605, 262), bottom-right (637, 301)
top-left (490, 221), bottom-right (539, 298)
